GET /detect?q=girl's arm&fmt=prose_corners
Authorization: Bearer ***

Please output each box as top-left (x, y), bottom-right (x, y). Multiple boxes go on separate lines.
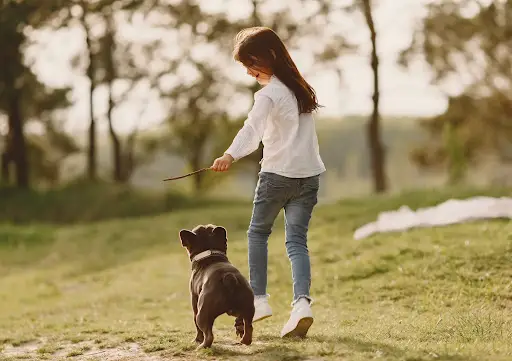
top-left (225, 94), bottom-right (273, 161)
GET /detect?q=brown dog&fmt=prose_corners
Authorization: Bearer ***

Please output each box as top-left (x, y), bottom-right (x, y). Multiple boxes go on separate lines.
top-left (179, 224), bottom-right (255, 349)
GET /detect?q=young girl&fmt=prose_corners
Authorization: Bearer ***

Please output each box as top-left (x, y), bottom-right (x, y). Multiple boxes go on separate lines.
top-left (211, 27), bottom-right (325, 338)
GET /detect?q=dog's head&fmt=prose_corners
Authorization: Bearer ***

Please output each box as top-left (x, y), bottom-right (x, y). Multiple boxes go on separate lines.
top-left (179, 224), bottom-right (228, 258)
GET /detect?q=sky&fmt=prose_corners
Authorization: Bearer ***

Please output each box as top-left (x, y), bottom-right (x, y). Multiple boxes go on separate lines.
top-left (28, 0), bottom-right (452, 134)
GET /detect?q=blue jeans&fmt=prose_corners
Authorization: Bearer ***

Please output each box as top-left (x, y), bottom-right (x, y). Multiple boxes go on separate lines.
top-left (248, 172), bottom-right (320, 305)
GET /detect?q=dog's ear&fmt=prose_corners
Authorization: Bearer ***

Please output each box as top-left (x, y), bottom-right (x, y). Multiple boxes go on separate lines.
top-left (212, 226), bottom-right (228, 252)
top-left (179, 229), bottom-right (195, 248)
top-left (213, 226), bottom-right (227, 241)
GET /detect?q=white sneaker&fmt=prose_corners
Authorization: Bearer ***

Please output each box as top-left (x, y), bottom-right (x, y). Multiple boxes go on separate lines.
top-left (280, 298), bottom-right (313, 338)
top-left (253, 295), bottom-right (272, 322)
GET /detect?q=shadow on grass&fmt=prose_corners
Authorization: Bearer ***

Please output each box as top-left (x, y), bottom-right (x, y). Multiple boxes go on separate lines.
top-left (202, 333), bottom-right (479, 361)
top-left (305, 334), bottom-right (477, 361)
top-left (200, 342), bottom-right (306, 360)
top-left (24, 331), bottom-right (482, 361)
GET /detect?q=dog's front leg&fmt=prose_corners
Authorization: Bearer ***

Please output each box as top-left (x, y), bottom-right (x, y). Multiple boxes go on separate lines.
top-left (234, 316), bottom-right (244, 338)
top-left (191, 293), bottom-right (204, 343)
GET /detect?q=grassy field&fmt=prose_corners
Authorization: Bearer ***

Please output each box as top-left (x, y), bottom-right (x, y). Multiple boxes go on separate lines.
top-left (1, 187), bottom-right (511, 361)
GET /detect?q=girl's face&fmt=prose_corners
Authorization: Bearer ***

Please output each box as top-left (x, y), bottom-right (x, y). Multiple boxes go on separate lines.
top-left (244, 64), bottom-right (273, 85)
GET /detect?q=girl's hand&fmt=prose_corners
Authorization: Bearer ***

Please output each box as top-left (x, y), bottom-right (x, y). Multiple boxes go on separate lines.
top-left (211, 154), bottom-right (234, 172)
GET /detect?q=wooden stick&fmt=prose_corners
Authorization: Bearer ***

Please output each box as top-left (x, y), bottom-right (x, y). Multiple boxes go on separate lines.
top-left (162, 168), bottom-right (211, 181)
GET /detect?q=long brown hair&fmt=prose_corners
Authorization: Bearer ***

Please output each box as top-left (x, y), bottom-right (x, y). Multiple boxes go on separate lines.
top-left (233, 27), bottom-right (321, 114)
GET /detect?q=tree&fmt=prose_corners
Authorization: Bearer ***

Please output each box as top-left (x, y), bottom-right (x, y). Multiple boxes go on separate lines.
top-left (410, 93), bottom-right (509, 184)
top-left (293, 0), bottom-right (385, 193)
top-left (0, 0), bottom-right (71, 188)
top-left (17, 0), bottom-right (101, 182)
top-left (134, 1), bottom-right (246, 192)
top-left (43, 0), bottom-right (159, 183)
top-left (98, 3), bottom-right (154, 183)
top-left (0, 69), bottom-right (76, 188)
top-left (79, 0), bottom-right (98, 181)
top-left (332, 0), bottom-right (387, 192)
top-left (25, 124), bottom-right (81, 186)
top-left (102, 9), bottom-right (123, 182)
top-left (0, 2), bottom-right (31, 187)
top-left (360, 0), bottom-right (386, 193)
top-left (107, 0), bottom-right (353, 192)
top-left (163, 62), bottom-right (236, 193)
top-left (400, 0), bottom-right (512, 179)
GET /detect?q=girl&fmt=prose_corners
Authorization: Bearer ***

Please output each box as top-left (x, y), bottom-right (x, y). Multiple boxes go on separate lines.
top-left (211, 27), bottom-right (325, 338)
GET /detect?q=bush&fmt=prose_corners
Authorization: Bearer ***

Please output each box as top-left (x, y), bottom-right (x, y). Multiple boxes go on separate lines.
top-left (0, 180), bottom-right (244, 224)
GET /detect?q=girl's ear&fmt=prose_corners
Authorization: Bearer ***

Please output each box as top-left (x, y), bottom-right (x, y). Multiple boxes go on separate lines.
top-left (179, 229), bottom-right (195, 248)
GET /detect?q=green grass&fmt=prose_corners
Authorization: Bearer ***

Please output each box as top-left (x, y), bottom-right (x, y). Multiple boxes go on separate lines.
top-left (0, 187), bottom-right (511, 360)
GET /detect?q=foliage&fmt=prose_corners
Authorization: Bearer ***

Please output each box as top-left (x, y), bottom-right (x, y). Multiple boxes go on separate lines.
top-left (401, 0), bottom-right (512, 177)
top-left (311, 0), bottom-right (388, 193)
top-left (0, 180), bottom-right (244, 224)
top-left (124, 0), bottom-right (356, 193)
top-left (0, 0), bottom-right (75, 187)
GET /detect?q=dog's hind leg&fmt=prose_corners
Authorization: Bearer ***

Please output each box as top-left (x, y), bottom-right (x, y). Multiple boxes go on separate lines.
top-left (191, 294), bottom-right (204, 344)
top-left (240, 315), bottom-right (253, 345)
top-left (240, 303), bottom-right (255, 346)
top-left (196, 312), bottom-right (214, 349)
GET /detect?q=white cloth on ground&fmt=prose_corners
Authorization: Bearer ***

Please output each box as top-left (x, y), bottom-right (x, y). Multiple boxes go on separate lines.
top-left (353, 196), bottom-right (512, 240)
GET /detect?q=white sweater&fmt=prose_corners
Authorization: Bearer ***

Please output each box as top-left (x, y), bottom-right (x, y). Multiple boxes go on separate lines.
top-left (225, 76), bottom-right (326, 178)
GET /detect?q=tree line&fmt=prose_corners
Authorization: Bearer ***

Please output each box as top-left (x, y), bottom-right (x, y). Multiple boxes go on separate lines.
top-left (402, 0), bottom-right (512, 184)
top-left (0, 0), bottom-right (510, 194)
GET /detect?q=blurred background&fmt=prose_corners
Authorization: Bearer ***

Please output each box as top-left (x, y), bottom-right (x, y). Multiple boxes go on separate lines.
top-left (1, 0), bottom-right (511, 222)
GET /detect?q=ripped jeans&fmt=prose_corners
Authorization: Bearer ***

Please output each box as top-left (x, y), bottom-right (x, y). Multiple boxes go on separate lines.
top-left (247, 171), bottom-right (320, 305)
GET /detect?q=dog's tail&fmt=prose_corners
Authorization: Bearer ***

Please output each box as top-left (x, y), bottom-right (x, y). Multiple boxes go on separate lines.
top-left (222, 273), bottom-right (239, 290)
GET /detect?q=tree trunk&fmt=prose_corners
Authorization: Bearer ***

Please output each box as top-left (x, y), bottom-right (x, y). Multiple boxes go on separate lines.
top-left (0, 18), bottom-right (28, 188)
top-left (8, 91), bottom-right (29, 188)
top-left (87, 76), bottom-right (97, 181)
top-left (104, 13), bottom-right (122, 182)
top-left (81, 3), bottom-right (97, 181)
top-left (362, 0), bottom-right (386, 193)
top-left (107, 84), bottom-right (122, 182)
top-left (1, 142), bottom-right (11, 185)
top-left (120, 130), bottom-right (137, 183)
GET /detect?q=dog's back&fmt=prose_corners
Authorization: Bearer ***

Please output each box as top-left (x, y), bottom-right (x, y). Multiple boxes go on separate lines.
top-left (194, 261), bottom-right (253, 315)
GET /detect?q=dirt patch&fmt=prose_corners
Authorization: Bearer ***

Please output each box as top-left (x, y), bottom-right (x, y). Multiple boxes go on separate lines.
top-left (0, 339), bottom-right (166, 361)
top-left (78, 343), bottom-right (164, 360)
top-left (1, 340), bottom-right (40, 358)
